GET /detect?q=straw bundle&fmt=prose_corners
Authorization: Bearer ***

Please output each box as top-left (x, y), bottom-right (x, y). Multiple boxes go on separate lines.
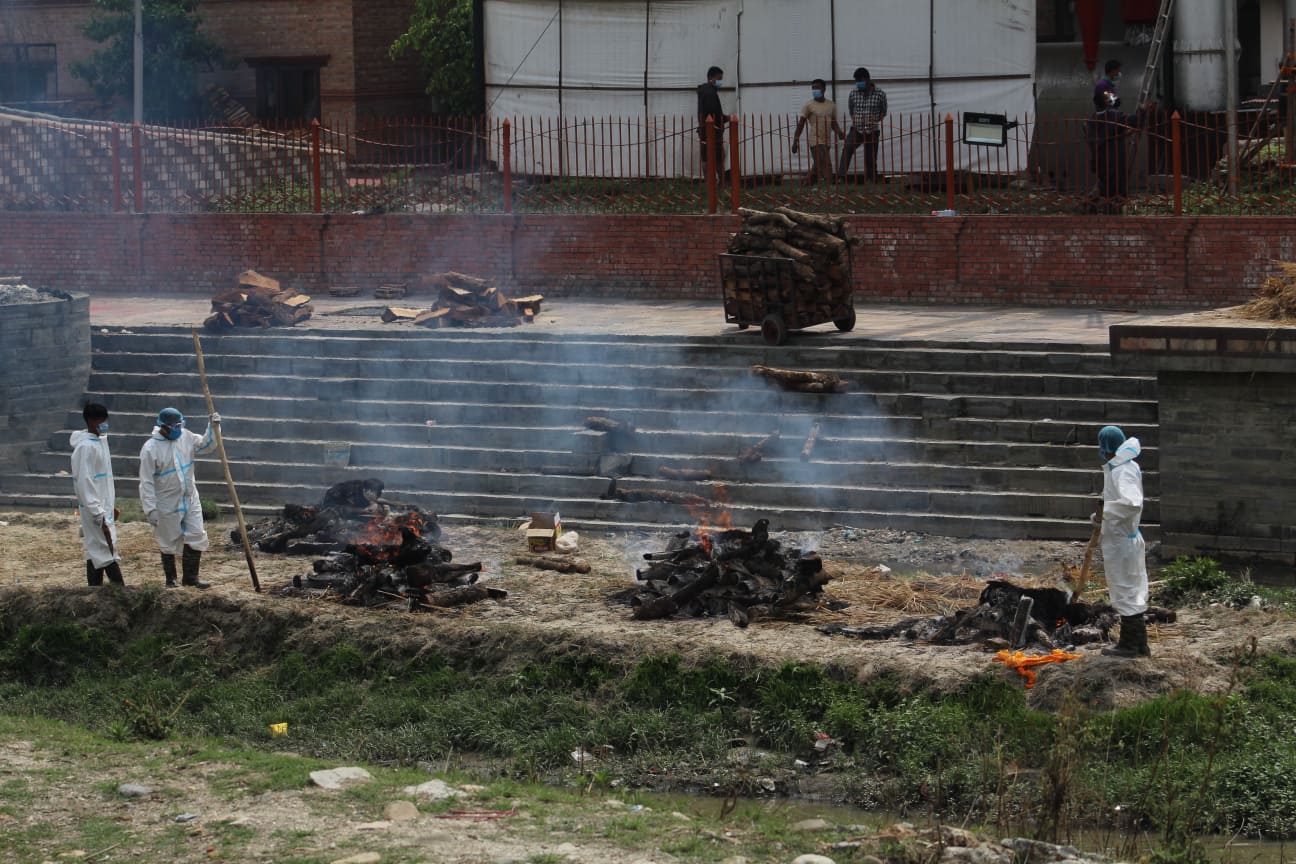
top-left (1240, 261), bottom-right (1296, 321)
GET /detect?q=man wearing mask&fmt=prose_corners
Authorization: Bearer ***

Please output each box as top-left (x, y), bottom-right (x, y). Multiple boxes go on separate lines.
top-left (71, 402), bottom-right (124, 586)
top-left (697, 66), bottom-right (727, 184)
top-left (792, 78), bottom-right (846, 185)
top-left (139, 407), bottom-right (219, 589)
top-left (1085, 60), bottom-right (1155, 213)
top-left (1096, 425), bottom-right (1151, 658)
top-left (837, 67), bottom-right (887, 181)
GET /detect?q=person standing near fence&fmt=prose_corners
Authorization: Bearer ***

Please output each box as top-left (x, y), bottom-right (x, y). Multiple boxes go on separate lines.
top-left (792, 79), bottom-right (845, 185)
top-left (697, 66), bottom-right (727, 184)
top-left (1085, 61), bottom-right (1155, 214)
top-left (837, 67), bottom-right (887, 182)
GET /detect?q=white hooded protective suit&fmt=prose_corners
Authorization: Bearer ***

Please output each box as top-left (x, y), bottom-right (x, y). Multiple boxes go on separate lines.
top-left (139, 423), bottom-right (216, 555)
top-left (1101, 436), bottom-right (1148, 616)
top-left (71, 430), bottom-right (119, 568)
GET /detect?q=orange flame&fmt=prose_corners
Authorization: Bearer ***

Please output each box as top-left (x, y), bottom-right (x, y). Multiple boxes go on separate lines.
top-left (689, 485), bottom-right (733, 556)
top-left (348, 511), bottom-right (423, 561)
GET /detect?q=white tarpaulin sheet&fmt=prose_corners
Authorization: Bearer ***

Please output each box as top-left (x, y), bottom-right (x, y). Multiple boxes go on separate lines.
top-left (486, 0), bottom-right (1034, 176)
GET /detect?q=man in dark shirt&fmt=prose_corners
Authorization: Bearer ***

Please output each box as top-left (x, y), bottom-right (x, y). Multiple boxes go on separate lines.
top-left (1085, 61), bottom-right (1154, 213)
top-left (697, 66), bottom-right (727, 184)
top-left (837, 66), bottom-right (887, 182)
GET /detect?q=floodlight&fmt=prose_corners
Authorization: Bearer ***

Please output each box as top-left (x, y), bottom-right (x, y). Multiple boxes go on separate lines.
top-left (962, 113), bottom-right (1017, 147)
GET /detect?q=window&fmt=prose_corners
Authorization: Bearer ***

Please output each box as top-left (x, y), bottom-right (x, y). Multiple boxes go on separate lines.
top-left (1037, 0), bottom-right (1077, 43)
top-left (247, 56), bottom-right (326, 123)
top-left (0, 43), bottom-right (58, 106)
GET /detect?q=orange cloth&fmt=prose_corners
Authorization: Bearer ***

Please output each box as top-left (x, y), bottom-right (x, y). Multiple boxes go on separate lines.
top-left (992, 649), bottom-right (1083, 689)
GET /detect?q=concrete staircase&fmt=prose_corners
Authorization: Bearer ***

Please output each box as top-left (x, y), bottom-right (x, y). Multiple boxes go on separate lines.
top-left (0, 328), bottom-right (1159, 539)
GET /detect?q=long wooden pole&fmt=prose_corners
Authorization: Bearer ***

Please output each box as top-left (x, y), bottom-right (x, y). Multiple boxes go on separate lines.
top-left (192, 330), bottom-right (260, 592)
top-left (1074, 498), bottom-right (1104, 599)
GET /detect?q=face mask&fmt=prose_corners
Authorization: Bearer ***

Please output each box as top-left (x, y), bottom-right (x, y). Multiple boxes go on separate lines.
top-left (164, 423), bottom-right (183, 441)
top-left (811, 89), bottom-right (824, 100)
top-left (96, 421), bottom-right (109, 434)
top-left (856, 81), bottom-right (869, 89)
top-left (1111, 73), bottom-right (1122, 83)
top-left (714, 79), bottom-right (725, 88)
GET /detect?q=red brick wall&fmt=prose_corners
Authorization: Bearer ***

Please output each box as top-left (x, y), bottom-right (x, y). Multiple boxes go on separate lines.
top-left (0, 213), bottom-right (1288, 307)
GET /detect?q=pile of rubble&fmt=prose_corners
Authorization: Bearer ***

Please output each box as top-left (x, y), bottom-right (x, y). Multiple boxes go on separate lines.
top-left (238, 479), bottom-right (503, 611)
top-left (626, 518), bottom-right (835, 627)
top-left (203, 269), bottom-right (313, 330)
top-left (381, 271), bottom-right (544, 328)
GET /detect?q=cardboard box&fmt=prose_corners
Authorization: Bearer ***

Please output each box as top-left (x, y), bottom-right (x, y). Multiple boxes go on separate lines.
top-left (526, 512), bottom-right (562, 552)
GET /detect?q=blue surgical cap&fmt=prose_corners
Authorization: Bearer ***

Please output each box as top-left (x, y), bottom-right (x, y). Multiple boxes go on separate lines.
top-left (1098, 425), bottom-right (1126, 455)
top-left (158, 407), bottom-right (184, 426)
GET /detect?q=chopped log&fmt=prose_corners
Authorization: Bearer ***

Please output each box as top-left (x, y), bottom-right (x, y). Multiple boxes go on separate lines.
top-left (329, 285), bottom-right (362, 297)
top-left (282, 294), bottom-right (311, 308)
top-left (770, 239), bottom-right (812, 263)
top-left (800, 423), bottom-right (821, 462)
top-left (444, 271), bottom-right (491, 289)
top-left (738, 430), bottom-right (780, 465)
top-left (414, 307), bottom-right (452, 327)
top-left (237, 269), bottom-right (280, 292)
top-left (516, 554), bottom-right (592, 574)
top-left (611, 487), bottom-right (710, 508)
top-left (512, 294), bottom-right (544, 314)
top-left (381, 306), bottom-right (422, 323)
top-left (374, 285), bottom-right (407, 300)
top-left (404, 560), bottom-right (484, 586)
top-left (773, 206), bottom-right (845, 235)
top-left (658, 466), bottom-right (713, 481)
top-left (737, 207), bottom-right (798, 229)
top-left (425, 585), bottom-right (508, 607)
top-left (751, 365), bottom-right (849, 394)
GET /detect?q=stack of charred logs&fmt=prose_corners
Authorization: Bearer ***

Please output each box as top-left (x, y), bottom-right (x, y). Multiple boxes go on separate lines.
top-left (628, 518), bottom-right (834, 627)
top-left (237, 479), bottom-right (503, 611)
top-left (820, 579), bottom-right (1174, 651)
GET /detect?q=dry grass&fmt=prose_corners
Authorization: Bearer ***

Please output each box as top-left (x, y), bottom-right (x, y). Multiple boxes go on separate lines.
top-left (1240, 260), bottom-right (1296, 321)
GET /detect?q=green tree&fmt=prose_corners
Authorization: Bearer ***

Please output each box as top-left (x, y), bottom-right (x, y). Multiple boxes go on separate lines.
top-left (390, 0), bottom-right (476, 116)
top-left (71, 0), bottom-right (224, 122)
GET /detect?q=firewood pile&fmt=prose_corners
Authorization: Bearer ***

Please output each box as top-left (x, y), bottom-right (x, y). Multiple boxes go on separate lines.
top-left (725, 206), bottom-right (853, 320)
top-left (624, 518), bottom-right (835, 627)
top-left (382, 271), bottom-right (544, 329)
top-left (819, 579), bottom-right (1175, 651)
top-left (237, 479), bottom-right (504, 611)
top-left (203, 269), bottom-right (313, 330)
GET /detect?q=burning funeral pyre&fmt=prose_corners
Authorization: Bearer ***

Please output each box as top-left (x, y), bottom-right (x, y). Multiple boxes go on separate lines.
top-left (627, 518), bottom-right (835, 627)
top-left (237, 479), bottom-right (504, 611)
top-left (819, 578), bottom-right (1175, 652)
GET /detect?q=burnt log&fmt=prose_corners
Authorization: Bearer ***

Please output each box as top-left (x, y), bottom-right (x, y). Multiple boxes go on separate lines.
top-left (738, 430), bottom-right (780, 465)
top-left (516, 554), bottom-right (592, 574)
top-left (751, 365), bottom-right (849, 394)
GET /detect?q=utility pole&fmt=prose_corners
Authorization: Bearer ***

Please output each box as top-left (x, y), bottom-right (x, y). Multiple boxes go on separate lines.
top-left (133, 0), bottom-right (143, 124)
top-left (1224, 0), bottom-right (1239, 195)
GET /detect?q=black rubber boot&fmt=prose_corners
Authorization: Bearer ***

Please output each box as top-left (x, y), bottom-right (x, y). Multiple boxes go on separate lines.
top-left (162, 553), bottom-right (178, 588)
top-left (181, 545), bottom-right (210, 589)
top-left (86, 559), bottom-right (103, 587)
top-left (1102, 615), bottom-right (1151, 658)
top-left (103, 561), bottom-right (125, 586)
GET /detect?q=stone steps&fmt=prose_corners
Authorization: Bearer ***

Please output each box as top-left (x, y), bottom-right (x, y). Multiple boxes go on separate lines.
top-left (0, 329), bottom-right (1160, 541)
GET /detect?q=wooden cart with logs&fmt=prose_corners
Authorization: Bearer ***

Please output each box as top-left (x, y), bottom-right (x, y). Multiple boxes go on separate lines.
top-left (719, 252), bottom-right (856, 346)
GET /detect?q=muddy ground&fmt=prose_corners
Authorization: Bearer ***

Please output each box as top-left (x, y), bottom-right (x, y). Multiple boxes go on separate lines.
top-left (1, 509), bottom-right (1291, 713)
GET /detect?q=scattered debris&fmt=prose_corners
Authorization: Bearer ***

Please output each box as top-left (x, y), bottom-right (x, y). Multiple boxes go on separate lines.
top-left (379, 271), bottom-right (544, 328)
top-left (623, 518), bottom-right (835, 626)
top-left (203, 269), bottom-right (313, 329)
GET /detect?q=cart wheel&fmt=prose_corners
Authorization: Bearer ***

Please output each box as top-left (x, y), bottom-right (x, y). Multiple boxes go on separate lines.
top-left (736, 323), bottom-right (750, 331)
top-left (834, 309), bottom-right (857, 332)
top-left (761, 314), bottom-right (788, 346)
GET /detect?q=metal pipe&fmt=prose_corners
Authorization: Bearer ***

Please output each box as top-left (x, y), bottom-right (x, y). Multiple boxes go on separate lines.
top-left (1225, 0), bottom-right (1239, 195)
top-left (133, 0), bottom-right (143, 123)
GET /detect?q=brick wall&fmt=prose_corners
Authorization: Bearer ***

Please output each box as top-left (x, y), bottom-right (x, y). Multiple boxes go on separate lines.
top-left (0, 293), bottom-right (90, 468)
top-left (0, 213), bottom-right (1292, 307)
top-left (1156, 370), bottom-right (1296, 567)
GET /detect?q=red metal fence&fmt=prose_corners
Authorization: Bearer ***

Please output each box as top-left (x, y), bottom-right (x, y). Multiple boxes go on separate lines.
top-left (0, 109), bottom-right (1291, 216)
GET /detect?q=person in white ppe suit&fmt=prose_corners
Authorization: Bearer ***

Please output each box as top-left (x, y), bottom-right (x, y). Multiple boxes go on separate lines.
top-left (139, 407), bottom-right (218, 589)
top-left (1097, 425), bottom-right (1150, 658)
top-left (71, 402), bottom-right (124, 586)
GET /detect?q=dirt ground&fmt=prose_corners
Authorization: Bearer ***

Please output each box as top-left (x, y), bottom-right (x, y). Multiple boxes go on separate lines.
top-left (2, 509), bottom-right (1292, 713)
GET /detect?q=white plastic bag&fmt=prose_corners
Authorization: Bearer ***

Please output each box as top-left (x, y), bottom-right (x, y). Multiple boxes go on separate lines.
top-left (555, 531), bottom-right (580, 553)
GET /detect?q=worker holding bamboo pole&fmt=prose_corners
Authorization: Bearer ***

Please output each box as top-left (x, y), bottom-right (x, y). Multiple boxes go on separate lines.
top-left (1097, 425), bottom-right (1150, 658)
top-left (139, 407), bottom-right (220, 589)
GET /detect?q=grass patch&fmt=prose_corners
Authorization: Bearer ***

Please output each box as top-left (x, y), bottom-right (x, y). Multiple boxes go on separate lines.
top-left (3, 615), bottom-right (1296, 846)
